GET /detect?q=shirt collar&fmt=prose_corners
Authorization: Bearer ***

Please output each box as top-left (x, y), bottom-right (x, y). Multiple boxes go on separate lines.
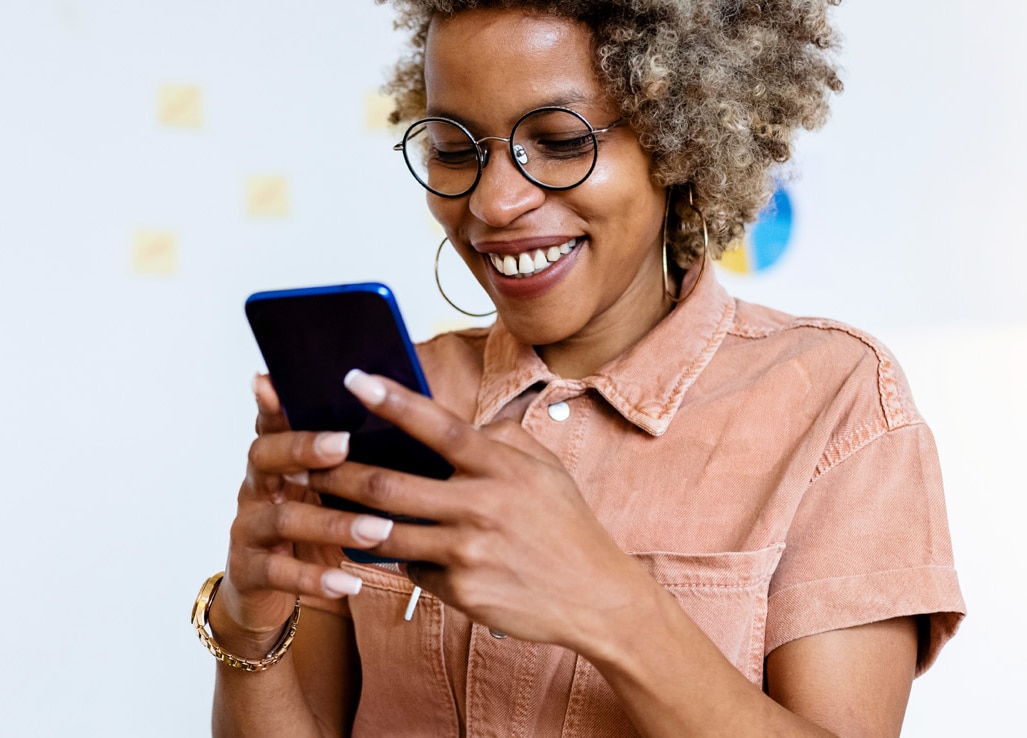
top-left (474, 263), bottom-right (735, 436)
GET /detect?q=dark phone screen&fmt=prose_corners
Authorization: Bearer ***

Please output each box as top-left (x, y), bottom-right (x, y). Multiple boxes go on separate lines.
top-left (245, 283), bottom-right (454, 493)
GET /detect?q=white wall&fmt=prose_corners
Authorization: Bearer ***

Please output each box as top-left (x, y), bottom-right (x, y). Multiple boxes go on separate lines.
top-left (0, 1), bottom-right (1022, 735)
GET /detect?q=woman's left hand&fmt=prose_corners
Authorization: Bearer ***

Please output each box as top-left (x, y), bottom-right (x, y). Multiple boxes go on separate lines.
top-left (306, 369), bottom-right (653, 651)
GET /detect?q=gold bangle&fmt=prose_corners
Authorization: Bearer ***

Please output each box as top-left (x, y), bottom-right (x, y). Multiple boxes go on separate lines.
top-left (191, 572), bottom-right (301, 672)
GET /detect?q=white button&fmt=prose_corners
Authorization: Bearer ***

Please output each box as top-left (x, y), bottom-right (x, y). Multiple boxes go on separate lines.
top-left (547, 401), bottom-right (570, 422)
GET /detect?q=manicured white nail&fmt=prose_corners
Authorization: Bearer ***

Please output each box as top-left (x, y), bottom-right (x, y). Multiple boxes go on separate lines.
top-left (283, 471), bottom-right (309, 486)
top-left (322, 569), bottom-right (363, 597)
top-left (251, 373), bottom-right (260, 395)
top-left (344, 369), bottom-right (387, 406)
top-left (315, 431), bottom-right (350, 457)
top-left (352, 515), bottom-right (394, 545)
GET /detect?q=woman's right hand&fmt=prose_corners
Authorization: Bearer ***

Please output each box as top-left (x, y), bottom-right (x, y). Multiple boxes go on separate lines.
top-left (206, 374), bottom-right (394, 658)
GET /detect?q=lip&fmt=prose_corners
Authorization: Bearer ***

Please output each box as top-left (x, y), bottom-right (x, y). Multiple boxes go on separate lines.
top-left (474, 235), bottom-right (585, 300)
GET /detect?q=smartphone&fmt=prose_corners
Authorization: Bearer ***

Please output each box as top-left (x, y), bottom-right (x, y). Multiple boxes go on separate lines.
top-left (245, 282), bottom-right (452, 564)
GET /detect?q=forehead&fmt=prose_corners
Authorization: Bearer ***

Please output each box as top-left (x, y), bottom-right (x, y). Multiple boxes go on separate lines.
top-left (423, 8), bottom-right (606, 124)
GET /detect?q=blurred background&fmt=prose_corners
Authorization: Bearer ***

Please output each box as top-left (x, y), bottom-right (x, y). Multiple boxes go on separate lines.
top-left (0, 1), bottom-right (1023, 734)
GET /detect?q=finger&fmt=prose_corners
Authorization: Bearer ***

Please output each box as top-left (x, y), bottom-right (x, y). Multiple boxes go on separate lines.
top-left (238, 499), bottom-right (394, 550)
top-left (370, 518), bottom-right (466, 567)
top-left (254, 373), bottom-right (290, 435)
top-left (233, 550), bottom-right (364, 600)
top-left (247, 429), bottom-right (351, 478)
top-left (343, 369), bottom-right (501, 473)
top-left (478, 417), bottom-right (563, 466)
top-left (310, 459), bottom-right (468, 524)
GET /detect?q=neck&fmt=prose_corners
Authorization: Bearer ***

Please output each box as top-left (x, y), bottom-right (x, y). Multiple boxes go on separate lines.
top-left (536, 266), bottom-right (676, 380)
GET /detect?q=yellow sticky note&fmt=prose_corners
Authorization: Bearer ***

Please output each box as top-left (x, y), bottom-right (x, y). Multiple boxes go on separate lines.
top-left (425, 211), bottom-right (445, 236)
top-left (157, 84), bottom-right (204, 128)
top-left (716, 240), bottom-right (749, 274)
top-left (245, 175), bottom-right (291, 218)
top-left (132, 230), bottom-right (178, 275)
top-left (365, 91), bottom-right (396, 132)
top-left (432, 317), bottom-right (480, 335)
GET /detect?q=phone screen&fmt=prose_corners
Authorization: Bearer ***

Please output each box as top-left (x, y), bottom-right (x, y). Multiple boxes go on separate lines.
top-left (245, 283), bottom-right (452, 562)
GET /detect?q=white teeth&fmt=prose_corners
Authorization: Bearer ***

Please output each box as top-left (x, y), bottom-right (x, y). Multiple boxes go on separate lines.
top-left (489, 238), bottom-right (579, 278)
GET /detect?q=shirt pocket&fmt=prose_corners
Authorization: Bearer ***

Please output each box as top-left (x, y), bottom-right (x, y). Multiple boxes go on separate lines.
top-left (561, 544), bottom-right (785, 738)
top-left (342, 561), bottom-right (461, 738)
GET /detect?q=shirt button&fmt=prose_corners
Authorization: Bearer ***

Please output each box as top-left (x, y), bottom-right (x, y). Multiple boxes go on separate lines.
top-left (547, 401), bottom-right (570, 422)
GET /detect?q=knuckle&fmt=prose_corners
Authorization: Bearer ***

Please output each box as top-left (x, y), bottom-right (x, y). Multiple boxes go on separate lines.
top-left (288, 432), bottom-right (317, 464)
top-left (247, 437), bottom-right (267, 469)
top-left (260, 553), bottom-right (283, 586)
top-left (312, 507), bottom-right (348, 543)
top-left (269, 501), bottom-right (301, 538)
top-left (451, 534), bottom-right (489, 570)
top-left (464, 492), bottom-right (503, 531)
top-left (447, 571), bottom-right (485, 611)
top-left (436, 416), bottom-right (471, 450)
top-left (361, 467), bottom-right (398, 508)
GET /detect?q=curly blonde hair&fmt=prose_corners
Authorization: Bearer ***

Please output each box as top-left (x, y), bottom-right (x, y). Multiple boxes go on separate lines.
top-left (376, 0), bottom-right (842, 267)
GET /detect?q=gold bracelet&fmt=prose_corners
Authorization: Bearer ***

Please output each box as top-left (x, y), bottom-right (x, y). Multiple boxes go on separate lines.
top-left (191, 572), bottom-right (301, 672)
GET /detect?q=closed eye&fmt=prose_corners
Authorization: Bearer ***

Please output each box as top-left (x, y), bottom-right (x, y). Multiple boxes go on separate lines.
top-left (531, 132), bottom-right (594, 160)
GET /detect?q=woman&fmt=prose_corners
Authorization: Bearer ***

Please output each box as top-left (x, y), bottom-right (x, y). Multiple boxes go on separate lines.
top-left (197, 1), bottom-right (965, 735)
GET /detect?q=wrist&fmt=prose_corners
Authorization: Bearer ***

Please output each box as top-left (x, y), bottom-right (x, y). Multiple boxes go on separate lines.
top-left (563, 559), bottom-right (682, 672)
top-left (192, 572), bottom-right (300, 671)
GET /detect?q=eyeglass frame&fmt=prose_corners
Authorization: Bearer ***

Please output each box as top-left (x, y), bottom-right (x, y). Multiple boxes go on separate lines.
top-left (393, 105), bottom-right (623, 199)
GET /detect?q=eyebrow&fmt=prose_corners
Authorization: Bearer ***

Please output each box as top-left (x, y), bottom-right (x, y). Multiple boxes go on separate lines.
top-left (425, 92), bottom-right (600, 128)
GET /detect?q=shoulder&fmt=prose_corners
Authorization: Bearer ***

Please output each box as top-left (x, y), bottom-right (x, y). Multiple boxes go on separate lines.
top-left (415, 326), bottom-right (493, 420)
top-left (723, 298), bottom-right (922, 433)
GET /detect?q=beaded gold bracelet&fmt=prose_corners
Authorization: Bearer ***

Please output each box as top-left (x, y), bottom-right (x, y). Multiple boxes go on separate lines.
top-left (191, 572), bottom-right (301, 672)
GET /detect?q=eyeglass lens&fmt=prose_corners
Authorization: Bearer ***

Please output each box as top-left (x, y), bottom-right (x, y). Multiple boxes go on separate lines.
top-left (401, 108), bottom-right (599, 197)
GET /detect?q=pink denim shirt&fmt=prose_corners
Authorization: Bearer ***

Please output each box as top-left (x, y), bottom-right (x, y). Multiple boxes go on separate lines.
top-left (310, 267), bottom-right (965, 737)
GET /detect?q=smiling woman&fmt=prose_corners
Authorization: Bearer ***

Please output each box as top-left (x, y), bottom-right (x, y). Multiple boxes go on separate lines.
top-left (201, 2), bottom-right (965, 737)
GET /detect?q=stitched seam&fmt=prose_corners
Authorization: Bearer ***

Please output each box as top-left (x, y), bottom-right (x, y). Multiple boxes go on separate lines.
top-left (769, 565), bottom-right (958, 599)
top-left (596, 297), bottom-right (735, 431)
top-left (561, 396), bottom-right (590, 476)
top-left (510, 643), bottom-right (540, 738)
top-left (662, 581), bottom-right (772, 590)
top-left (728, 316), bottom-right (918, 430)
top-left (812, 418), bottom-right (889, 482)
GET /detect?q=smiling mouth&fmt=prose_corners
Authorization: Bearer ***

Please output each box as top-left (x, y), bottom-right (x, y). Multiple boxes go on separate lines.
top-left (487, 238), bottom-right (579, 279)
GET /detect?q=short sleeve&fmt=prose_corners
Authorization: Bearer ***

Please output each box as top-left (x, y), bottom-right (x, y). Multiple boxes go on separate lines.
top-left (765, 421), bottom-right (965, 674)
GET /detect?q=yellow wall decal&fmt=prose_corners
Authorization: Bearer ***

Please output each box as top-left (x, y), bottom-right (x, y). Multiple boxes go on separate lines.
top-left (245, 175), bottom-right (291, 218)
top-left (157, 84), bottom-right (204, 129)
top-left (132, 229), bottom-right (179, 275)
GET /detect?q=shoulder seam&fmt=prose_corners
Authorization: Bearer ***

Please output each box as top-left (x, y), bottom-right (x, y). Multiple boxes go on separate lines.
top-left (813, 419), bottom-right (927, 482)
top-left (728, 314), bottom-right (919, 430)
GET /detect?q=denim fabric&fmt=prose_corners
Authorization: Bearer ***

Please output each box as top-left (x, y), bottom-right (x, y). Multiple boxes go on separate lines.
top-left (312, 267), bottom-right (964, 737)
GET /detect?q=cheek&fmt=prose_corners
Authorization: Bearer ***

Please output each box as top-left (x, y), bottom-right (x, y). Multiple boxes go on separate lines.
top-left (426, 195), bottom-right (462, 236)
top-left (580, 164), bottom-right (664, 235)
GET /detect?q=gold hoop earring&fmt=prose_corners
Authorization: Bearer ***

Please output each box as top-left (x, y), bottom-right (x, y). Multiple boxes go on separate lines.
top-left (663, 186), bottom-right (708, 304)
top-left (434, 237), bottom-right (497, 318)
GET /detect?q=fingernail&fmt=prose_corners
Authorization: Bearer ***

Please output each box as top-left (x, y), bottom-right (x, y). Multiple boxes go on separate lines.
top-left (352, 515), bottom-right (394, 545)
top-left (322, 569), bottom-right (363, 597)
top-left (251, 373), bottom-right (260, 395)
top-left (315, 431), bottom-right (350, 457)
top-left (344, 369), bottom-right (387, 406)
top-left (283, 471), bottom-right (309, 486)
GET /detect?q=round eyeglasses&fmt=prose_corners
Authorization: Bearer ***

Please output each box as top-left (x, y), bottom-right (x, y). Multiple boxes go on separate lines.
top-left (393, 106), bottom-right (621, 198)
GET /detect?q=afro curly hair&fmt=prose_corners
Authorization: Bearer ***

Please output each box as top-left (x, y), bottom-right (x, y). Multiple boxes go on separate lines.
top-left (376, 0), bottom-right (842, 267)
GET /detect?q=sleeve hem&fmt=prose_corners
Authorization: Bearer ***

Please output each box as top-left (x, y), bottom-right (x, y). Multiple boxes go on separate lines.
top-left (766, 565), bottom-right (965, 675)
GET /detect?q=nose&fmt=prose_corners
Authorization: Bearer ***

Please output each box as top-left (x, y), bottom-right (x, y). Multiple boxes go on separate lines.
top-left (468, 142), bottom-right (545, 227)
